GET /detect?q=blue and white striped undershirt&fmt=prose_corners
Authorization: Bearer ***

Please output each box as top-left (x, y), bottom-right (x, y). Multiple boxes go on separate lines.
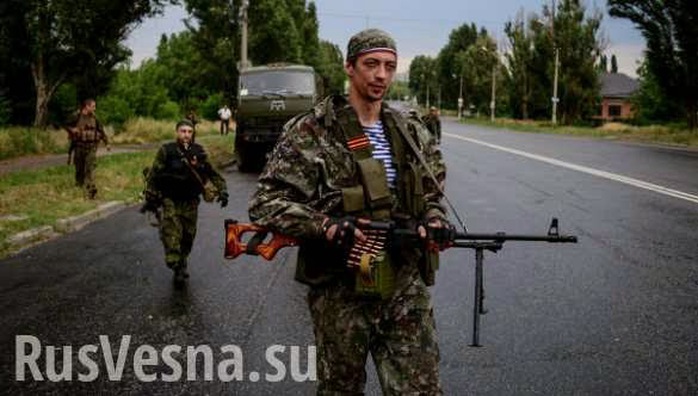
top-left (363, 120), bottom-right (396, 187)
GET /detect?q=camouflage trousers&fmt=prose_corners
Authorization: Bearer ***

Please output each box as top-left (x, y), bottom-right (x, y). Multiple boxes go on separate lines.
top-left (158, 198), bottom-right (199, 270)
top-left (73, 144), bottom-right (98, 198)
top-left (308, 271), bottom-right (442, 395)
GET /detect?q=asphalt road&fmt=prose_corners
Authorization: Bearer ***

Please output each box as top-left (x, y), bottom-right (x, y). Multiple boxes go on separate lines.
top-left (1, 118), bottom-right (697, 395)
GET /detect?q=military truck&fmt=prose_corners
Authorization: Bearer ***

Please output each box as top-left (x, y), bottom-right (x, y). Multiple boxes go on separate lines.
top-left (235, 64), bottom-right (317, 172)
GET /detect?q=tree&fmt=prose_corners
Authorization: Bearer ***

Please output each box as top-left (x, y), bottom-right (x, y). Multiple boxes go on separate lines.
top-left (434, 23), bottom-right (480, 110)
top-left (598, 54), bottom-right (608, 73)
top-left (183, 0), bottom-right (238, 106)
top-left (300, 2), bottom-right (321, 68)
top-left (632, 59), bottom-right (682, 123)
top-left (0, 0), bottom-right (35, 124)
top-left (315, 41), bottom-right (345, 96)
top-left (505, 12), bottom-right (536, 119)
top-left (608, 0), bottom-right (698, 129)
top-left (18, 0), bottom-right (172, 126)
top-left (533, 0), bottom-right (603, 123)
top-left (610, 54), bottom-right (618, 73)
top-left (248, 0), bottom-right (302, 64)
top-left (408, 56), bottom-right (437, 106)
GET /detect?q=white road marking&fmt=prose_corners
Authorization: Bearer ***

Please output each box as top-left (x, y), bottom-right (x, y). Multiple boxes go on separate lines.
top-left (446, 133), bottom-right (698, 205)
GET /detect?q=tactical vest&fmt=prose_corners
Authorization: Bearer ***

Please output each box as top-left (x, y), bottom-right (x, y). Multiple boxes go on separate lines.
top-left (152, 142), bottom-right (206, 200)
top-left (73, 114), bottom-right (102, 143)
top-left (295, 99), bottom-right (438, 288)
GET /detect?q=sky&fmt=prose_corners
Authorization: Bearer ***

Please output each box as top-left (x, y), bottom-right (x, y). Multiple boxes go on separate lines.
top-left (125, 0), bottom-right (646, 78)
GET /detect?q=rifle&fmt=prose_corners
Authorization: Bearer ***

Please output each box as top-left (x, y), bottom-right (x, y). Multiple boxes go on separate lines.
top-left (223, 217), bottom-right (577, 346)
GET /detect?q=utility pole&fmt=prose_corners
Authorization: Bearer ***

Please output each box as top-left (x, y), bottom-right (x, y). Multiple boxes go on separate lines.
top-left (490, 64), bottom-right (496, 122)
top-left (482, 45), bottom-right (497, 122)
top-left (458, 74), bottom-right (463, 120)
top-left (426, 83), bottom-right (430, 109)
top-left (239, 0), bottom-right (250, 71)
top-left (551, 0), bottom-right (559, 125)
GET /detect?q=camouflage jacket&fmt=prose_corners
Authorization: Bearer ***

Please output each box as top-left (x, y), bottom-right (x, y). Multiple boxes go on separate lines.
top-left (249, 95), bottom-right (447, 238)
top-left (249, 96), bottom-right (446, 284)
top-left (146, 142), bottom-right (227, 201)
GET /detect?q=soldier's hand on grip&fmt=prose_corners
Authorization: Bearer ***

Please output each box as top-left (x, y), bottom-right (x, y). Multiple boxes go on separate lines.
top-left (322, 216), bottom-right (366, 249)
top-left (418, 217), bottom-right (455, 250)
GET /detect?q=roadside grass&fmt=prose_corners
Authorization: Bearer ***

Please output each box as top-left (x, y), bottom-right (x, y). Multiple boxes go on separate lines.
top-left (0, 132), bottom-right (234, 258)
top-left (111, 118), bottom-right (221, 144)
top-left (463, 118), bottom-right (698, 147)
top-left (0, 117), bottom-right (226, 161)
top-left (0, 126), bottom-right (69, 160)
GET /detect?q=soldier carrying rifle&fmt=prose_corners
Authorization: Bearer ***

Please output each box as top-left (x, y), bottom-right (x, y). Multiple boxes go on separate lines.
top-left (64, 99), bottom-right (110, 199)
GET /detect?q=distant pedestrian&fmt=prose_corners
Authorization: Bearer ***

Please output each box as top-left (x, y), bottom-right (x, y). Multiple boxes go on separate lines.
top-left (65, 99), bottom-right (110, 199)
top-left (217, 104), bottom-right (232, 135)
top-left (142, 119), bottom-right (228, 286)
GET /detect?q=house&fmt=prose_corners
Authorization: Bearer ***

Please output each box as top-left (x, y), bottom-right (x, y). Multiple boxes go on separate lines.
top-left (597, 72), bottom-right (640, 121)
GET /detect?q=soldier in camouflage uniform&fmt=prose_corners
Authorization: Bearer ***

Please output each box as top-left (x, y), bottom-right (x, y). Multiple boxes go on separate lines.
top-left (143, 120), bottom-right (229, 285)
top-left (249, 29), bottom-right (451, 394)
top-left (65, 99), bottom-right (110, 199)
top-left (422, 106), bottom-right (442, 144)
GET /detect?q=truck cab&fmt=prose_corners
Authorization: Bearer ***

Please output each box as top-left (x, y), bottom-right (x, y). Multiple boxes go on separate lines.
top-left (235, 64), bottom-right (317, 172)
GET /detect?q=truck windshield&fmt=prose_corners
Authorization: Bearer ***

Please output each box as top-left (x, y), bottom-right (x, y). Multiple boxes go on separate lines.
top-left (240, 71), bottom-right (315, 96)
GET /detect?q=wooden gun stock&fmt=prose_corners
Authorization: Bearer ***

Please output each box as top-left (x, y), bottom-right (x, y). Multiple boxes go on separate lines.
top-left (224, 219), bottom-right (298, 260)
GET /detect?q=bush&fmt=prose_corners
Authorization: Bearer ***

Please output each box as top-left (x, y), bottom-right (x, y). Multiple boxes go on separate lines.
top-left (111, 117), bottom-right (174, 144)
top-left (98, 96), bottom-right (135, 129)
top-left (0, 126), bottom-right (67, 160)
top-left (154, 100), bottom-right (180, 121)
top-left (200, 93), bottom-right (225, 121)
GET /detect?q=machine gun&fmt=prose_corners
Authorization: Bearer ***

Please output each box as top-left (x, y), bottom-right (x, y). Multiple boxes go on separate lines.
top-left (223, 217), bottom-right (577, 346)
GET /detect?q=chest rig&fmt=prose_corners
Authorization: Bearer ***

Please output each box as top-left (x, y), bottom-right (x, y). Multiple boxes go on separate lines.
top-left (330, 104), bottom-right (431, 297)
top-left (74, 114), bottom-right (100, 143)
top-left (332, 104), bottom-right (426, 221)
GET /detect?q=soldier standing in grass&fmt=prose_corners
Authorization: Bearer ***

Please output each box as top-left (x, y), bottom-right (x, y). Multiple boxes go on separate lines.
top-left (65, 98), bottom-right (110, 199)
top-left (142, 119), bottom-right (228, 285)
top-left (249, 29), bottom-right (451, 394)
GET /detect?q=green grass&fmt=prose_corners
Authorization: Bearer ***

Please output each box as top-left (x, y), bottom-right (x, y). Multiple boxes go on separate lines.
top-left (462, 117), bottom-right (698, 147)
top-left (0, 132), bottom-right (235, 258)
top-left (0, 126), bottom-right (69, 160)
top-left (0, 117), bottom-right (228, 161)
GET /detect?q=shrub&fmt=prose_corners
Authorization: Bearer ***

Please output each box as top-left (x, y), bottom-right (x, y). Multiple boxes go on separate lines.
top-left (200, 93), bottom-right (225, 121)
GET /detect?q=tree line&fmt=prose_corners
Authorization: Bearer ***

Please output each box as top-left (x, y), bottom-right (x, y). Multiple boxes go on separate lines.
top-left (408, 0), bottom-right (697, 129)
top-left (0, 0), bottom-right (345, 128)
top-left (1, 0), bottom-right (695, 130)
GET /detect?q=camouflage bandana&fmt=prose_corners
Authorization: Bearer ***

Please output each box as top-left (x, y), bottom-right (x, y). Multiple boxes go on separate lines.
top-left (346, 28), bottom-right (397, 61)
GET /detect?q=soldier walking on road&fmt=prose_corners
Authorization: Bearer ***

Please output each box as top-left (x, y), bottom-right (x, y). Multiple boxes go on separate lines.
top-left (422, 106), bottom-right (442, 144)
top-left (65, 98), bottom-right (110, 199)
top-left (142, 119), bottom-right (229, 286)
top-left (249, 29), bottom-right (451, 394)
